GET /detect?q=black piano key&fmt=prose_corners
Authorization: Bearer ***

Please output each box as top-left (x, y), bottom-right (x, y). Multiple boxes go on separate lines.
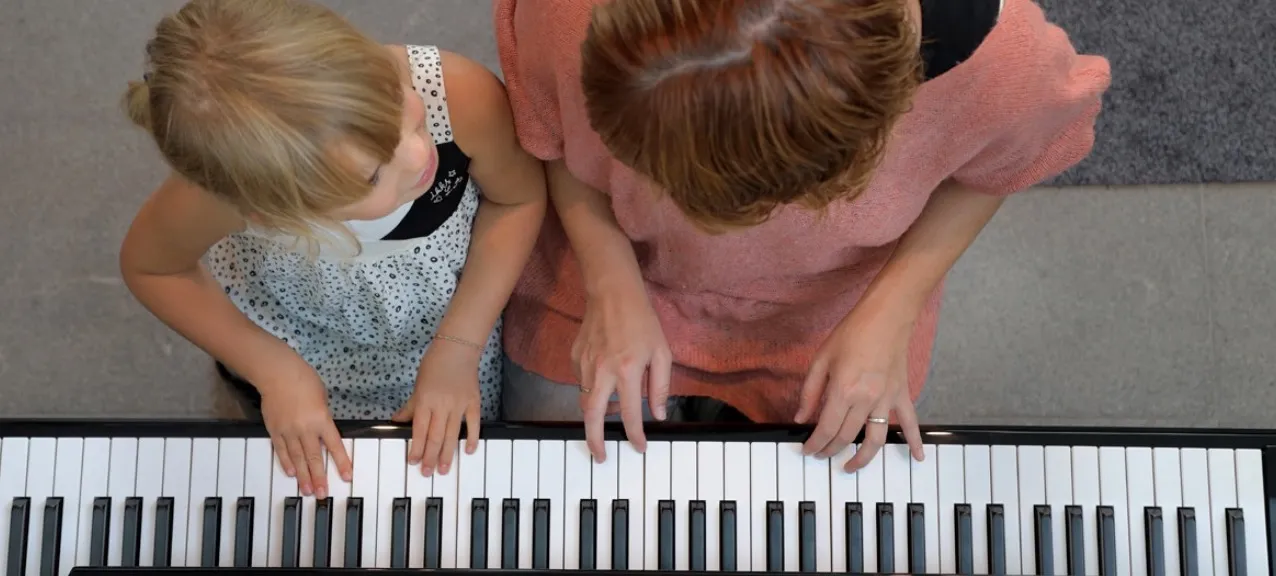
top-left (8, 497), bottom-right (30, 576)
top-left (691, 500), bottom-right (708, 572)
top-left (390, 497), bottom-right (410, 568)
top-left (908, 503), bottom-right (926, 574)
top-left (988, 504), bottom-right (1007, 576)
top-left (121, 496), bottom-right (143, 567)
top-left (313, 497), bottom-right (333, 568)
top-left (1065, 505), bottom-right (1084, 575)
top-left (1097, 505), bottom-right (1117, 576)
top-left (469, 498), bottom-right (488, 569)
top-left (153, 497), bottom-right (174, 567)
top-left (798, 501), bottom-right (816, 573)
top-left (532, 498), bottom-right (550, 570)
top-left (501, 498), bottom-right (519, 569)
top-left (579, 499), bottom-right (597, 570)
top-left (1034, 504), bottom-right (1054, 576)
top-left (877, 503), bottom-right (894, 574)
top-left (88, 497), bottom-right (110, 567)
top-left (39, 497), bottom-right (62, 576)
top-left (660, 500), bottom-right (677, 570)
top-left (424, 497), bottom-right (442, 569)
top-left (1226, 508), bottom-right (1246, 576)
top-left (1176, 507), bottom-right (1196, 576)
top-left (720, 501), bottom-right (737, 572)
top-left (201, 497), bottom-right (221, 567)
top-left (765, 501), bottom-right (783, 572)
top-left (609, 500), bottom-right (628, 569)
top-left (345, 497), bottom-right (364, 568)
top-left (1145, 506), bottom-right (1166, 576)
top-left (282, 496), bottom-right (302, 568)
top-left (955, 503), bottom-right (974, 575)
top-left (845, 502), bottom-right (864, 574)
top-left (233, 497), bottom-right (254, 567)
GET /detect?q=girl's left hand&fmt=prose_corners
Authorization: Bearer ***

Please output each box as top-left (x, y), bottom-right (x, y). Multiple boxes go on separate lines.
top-left (393, 340), bottom-right (484, 476)
top-left (794, 297), bottom-right (926, 473)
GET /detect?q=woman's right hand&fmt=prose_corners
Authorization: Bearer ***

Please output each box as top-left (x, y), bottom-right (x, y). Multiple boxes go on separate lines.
top-left (257, 359), bottom-right (353, 499)
top-left (572, 279), bottom-right (672, 462)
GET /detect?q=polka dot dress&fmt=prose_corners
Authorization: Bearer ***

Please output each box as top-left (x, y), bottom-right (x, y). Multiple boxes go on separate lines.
top-left (205, 45), bottom-right (502, 421)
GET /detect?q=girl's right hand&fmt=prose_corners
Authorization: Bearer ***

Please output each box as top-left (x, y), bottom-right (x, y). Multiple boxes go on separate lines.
top-left (258, 361), bottom-right (353, 499)
top-left (572, 279), bottom-right (672, 463)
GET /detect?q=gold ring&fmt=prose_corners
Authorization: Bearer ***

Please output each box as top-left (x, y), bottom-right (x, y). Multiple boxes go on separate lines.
top-left (579, 386), bottom-right (592, 394)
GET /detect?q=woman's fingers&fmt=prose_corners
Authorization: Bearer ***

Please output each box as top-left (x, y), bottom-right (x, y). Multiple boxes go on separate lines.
top-left (802, 371), bottom-right (851, 456)
top-left (582, 365), bottom-right (617, 463)
top-left (843, 406), bottom-right (891, 472)
top-left (617, 360), bottom-right (648, 454)
top-left (646, 348), bottom-right (672, 421)
top-left (794, 354), bottom-right (830, 424)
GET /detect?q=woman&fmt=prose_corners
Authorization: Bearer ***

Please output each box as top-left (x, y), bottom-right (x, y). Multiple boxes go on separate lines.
top-left (492, 0), bottom-right (1110, 471)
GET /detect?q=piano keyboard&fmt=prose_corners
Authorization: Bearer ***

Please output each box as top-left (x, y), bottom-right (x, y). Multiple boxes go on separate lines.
top-left (0, 420), bottom-right (1266, 575)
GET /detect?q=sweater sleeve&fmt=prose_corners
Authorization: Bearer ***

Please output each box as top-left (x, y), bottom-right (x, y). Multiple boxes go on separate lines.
top-left (492, 0), bottom-right (594, 162)
top-left (949, 0), bottom-right (1112, 196)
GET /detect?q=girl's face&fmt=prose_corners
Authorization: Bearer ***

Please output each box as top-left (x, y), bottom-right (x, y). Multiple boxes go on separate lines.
top-left (331, 79), bottom-right (438, 222)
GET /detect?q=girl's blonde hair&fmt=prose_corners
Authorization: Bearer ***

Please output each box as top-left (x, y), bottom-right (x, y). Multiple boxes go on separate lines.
top-left (123, 0), bottom-right (404, 238)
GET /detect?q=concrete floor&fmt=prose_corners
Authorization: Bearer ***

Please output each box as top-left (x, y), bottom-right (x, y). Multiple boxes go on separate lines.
top-left (1, 0), bottom-right (1272, 430)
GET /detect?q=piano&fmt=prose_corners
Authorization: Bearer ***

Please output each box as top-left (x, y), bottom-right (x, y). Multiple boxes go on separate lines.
top-left (0, 419), bottom-right (1266, 575)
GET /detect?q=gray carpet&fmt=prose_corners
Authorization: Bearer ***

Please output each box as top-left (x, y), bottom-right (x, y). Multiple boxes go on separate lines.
top-left (1038, 0), bottom-right (1276, 185)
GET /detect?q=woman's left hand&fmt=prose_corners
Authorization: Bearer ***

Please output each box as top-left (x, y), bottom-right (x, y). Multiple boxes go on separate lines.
top-left (794, 296), bottom-right (925, 473)
top-left (393, 340), bottom-right (484, 477)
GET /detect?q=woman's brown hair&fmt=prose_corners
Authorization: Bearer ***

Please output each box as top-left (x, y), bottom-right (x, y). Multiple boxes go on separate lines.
top-left (581, 0), bottom-right (923, 232)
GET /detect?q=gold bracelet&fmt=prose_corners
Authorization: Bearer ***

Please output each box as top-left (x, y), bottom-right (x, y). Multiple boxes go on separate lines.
top-left (434, 334), bottom-right (485, 352)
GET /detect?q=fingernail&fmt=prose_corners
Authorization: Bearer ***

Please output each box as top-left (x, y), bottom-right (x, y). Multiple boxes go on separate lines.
top-left (655, 405), bottom-right (667, 420)
top-left (423, 466), bottom-right (434, 476)
top-left (301, 484), bottom-right (312, 496)
top-left (439, 463), bottom-right (449, 474)
top-left (316, 488), bottom-right (327, 499)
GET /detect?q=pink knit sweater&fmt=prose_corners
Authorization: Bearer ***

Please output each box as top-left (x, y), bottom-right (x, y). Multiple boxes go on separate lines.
top-left (493, 0), bottom-right (1111, 423)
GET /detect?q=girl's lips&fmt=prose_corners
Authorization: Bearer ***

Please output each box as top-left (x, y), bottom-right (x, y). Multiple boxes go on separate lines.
top-left (414, 152), bottom-right (437, 189)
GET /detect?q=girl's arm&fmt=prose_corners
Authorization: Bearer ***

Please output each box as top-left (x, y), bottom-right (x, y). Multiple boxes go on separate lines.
top-left (118, 175), bottom-right (304, 387)
top-left (434, 52), bottom-right (548, 347)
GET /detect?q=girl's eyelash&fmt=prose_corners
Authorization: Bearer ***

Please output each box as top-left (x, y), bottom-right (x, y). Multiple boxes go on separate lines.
top-left (369, 168), bottom-right (382, 185)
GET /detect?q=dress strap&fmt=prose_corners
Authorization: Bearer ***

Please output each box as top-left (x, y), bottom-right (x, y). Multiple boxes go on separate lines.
top-left (405, 45), bottom-right (456, 146)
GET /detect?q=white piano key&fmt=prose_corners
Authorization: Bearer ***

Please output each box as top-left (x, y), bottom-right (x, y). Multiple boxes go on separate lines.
top-left (563, 440), bottom-right (591, 570)
top-left (1044, 446), bottom-right (1072, 575)
top-left (801, 443), bottom-right (830, 574)
top-left (106, 437), bottom-right (137, 567)
top-left (1126, 447), bottom-right (1154, 576)
top-left (0, 438), bottom-right (28, 575)
top-left (135, 438), bottom-right (165, 568)
top-left (883, 444), bottom-right (912, 573)
top-left (672, 441), bottom-right (699, 571)
top-left (185, 438), bottom-right (219, 567)
top-left (434, 445), bottom-right (460, 569)
top-left (857, 445), bottom-right (884, 573)
top-left (963, 445), bottom-right (991, 575)
top-left (406, 449), bottom-right (432, 569)
top-left (829, 446), bottom-right (856, 573)
top-left (1152, 447), bottom-right (1182, 576)
top-left (1016, 446), bottom-right (1045, 575)
top-left (160, 439), bottom-right (191, 568)
top-left (511, 439), bottom-right (540, 569)
top-left (748, 442), bottom-right (776, 572)
top-left (1098, 447), bottom-right (1131, 576)
top-left (326, 439), bottom-right (353, 568)
top-left (723, 442), bottom-right (751, 571)
top-left (536, 440), bottom-right (566, 570)
top-left (375, 439), bottom-right (406, 568)
top-left (485, 439), bottom-right (512, 569)
top-left (53, 438), bottom-right (84, 576)
top-left (242, 438), bottom-right (273, 569)
top-left (777, 442), bottom-right (804, 573)
top-left (593, 440), bottom-right (620, 571)
top-left (352, 438), bottom-right (381, 567)
top-left (645, 441), bottom-right (672, 571)
top-left (454, 440), bottom-right (485, 569)
top-left (216, 438), bottom-right (245, 567)
top-left (1072, 446), bottom-right (1101, 576)
top-left (1180, 448), bottom-right (1213, 575)
top-left (23, 438), bottom-right (55, 576)
top-left (911, 444), bottom-right (940, 574)
top-left (1235, 449), bottom-right (1269, 575)
top-left (1208, 449), bottom-right (1238, 576)
top-left (268, 448), bottom-right (297, 568)
top-left (989, 445), bottom-right (1019, 575)
top-left (617, 440), bottom-right (645, 569)
top-left (699, 442), bottom-right (725, 572)
top-left (937, 444), bottom-right (964, 574)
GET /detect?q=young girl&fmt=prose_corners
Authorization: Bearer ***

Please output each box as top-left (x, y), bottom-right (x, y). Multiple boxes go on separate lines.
top-left (119, 0), bottom-right (546, 499)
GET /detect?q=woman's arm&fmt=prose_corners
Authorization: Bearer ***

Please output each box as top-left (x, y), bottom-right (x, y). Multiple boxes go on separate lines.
top-left (860, 178), bottom-right (1007, 315)
top-left (118, 174), bottom-right (303, 387)
top-left (435, 52), bottom-right (548, 347)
